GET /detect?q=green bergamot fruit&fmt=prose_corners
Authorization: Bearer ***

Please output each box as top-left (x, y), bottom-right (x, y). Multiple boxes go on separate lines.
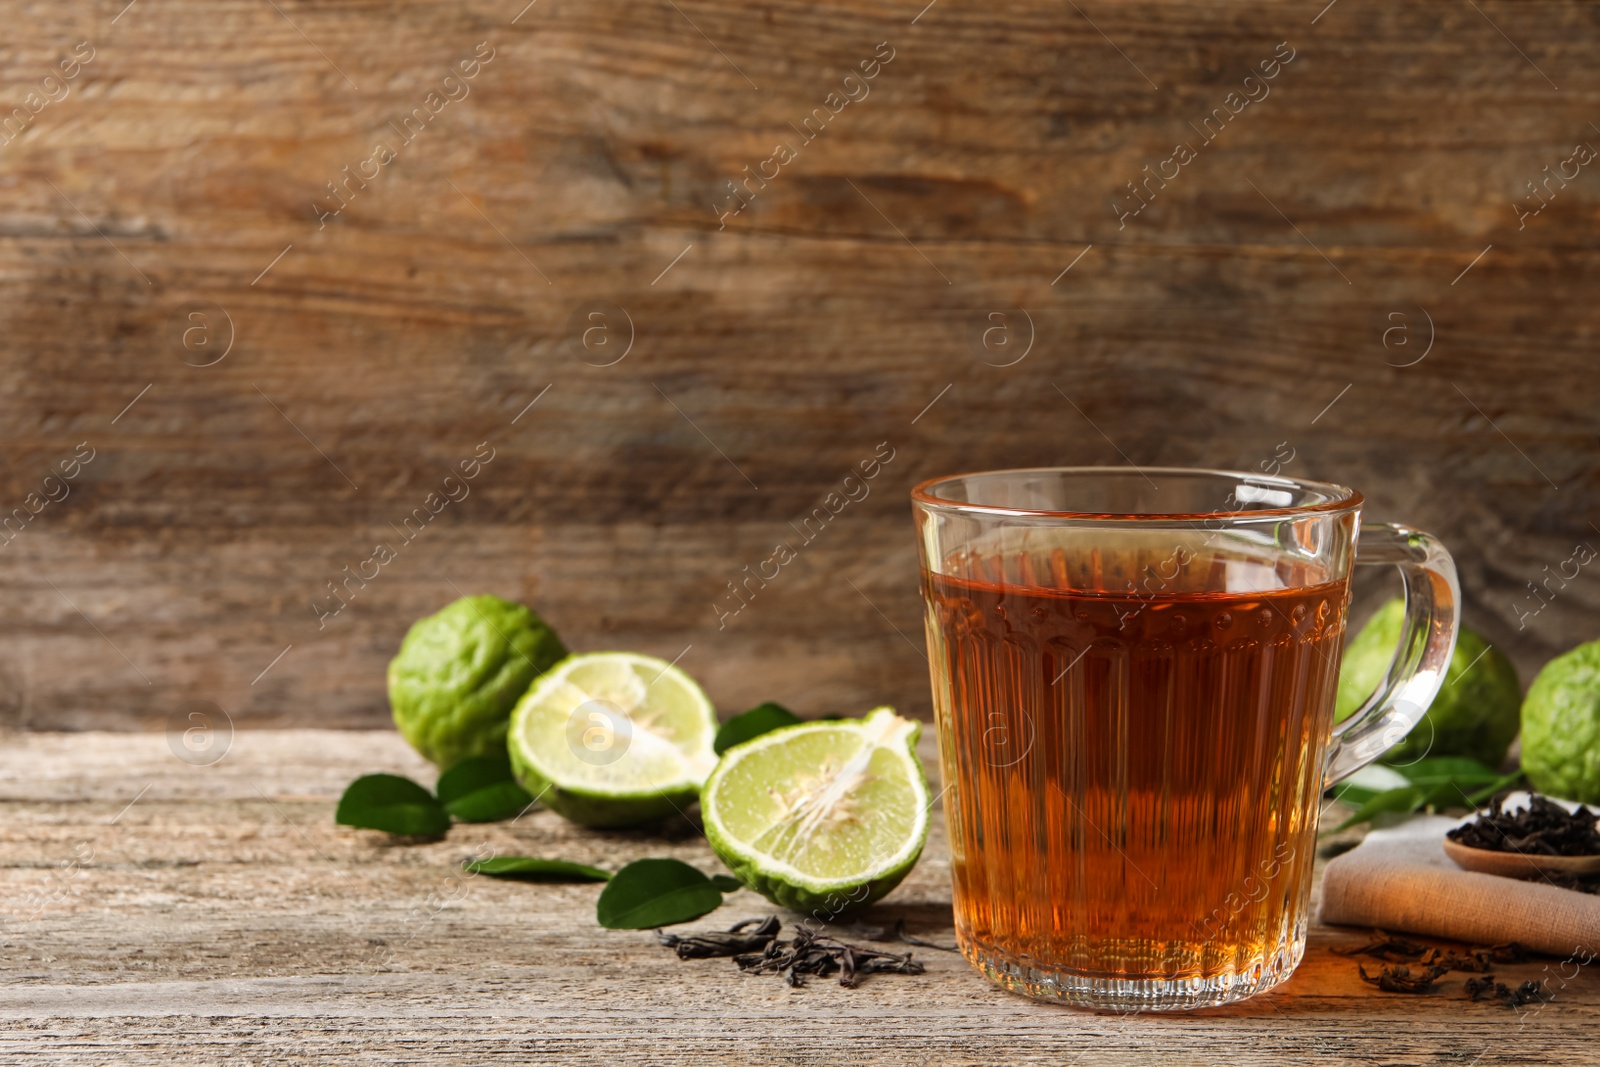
top-left (1335, 598), bottom-right (1520, 767)
top-left (1521, 638), bottom-right (1600, 803)
top-left (388, 594), bottom-right (567, 767)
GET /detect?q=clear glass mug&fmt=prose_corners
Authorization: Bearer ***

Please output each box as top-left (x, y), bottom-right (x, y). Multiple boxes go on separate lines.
top-left (911, 468), bottom-right (1459, 1011)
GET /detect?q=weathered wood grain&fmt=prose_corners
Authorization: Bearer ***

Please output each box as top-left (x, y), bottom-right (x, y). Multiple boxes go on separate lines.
top-left (2, 729), bottom-right (1597, 1065)
top-left (0, 1), bottom-right (1596, 728)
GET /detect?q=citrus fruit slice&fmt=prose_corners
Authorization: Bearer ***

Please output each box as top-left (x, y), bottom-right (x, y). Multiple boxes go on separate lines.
top-left (507, 651), bottom-right (718, 827)
top-left (702, 707), bottom-right (930, 915)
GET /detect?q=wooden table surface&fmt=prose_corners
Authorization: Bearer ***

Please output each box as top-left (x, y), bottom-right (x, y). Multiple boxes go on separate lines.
top-left (3, 729), bottom-right (1595, 1065)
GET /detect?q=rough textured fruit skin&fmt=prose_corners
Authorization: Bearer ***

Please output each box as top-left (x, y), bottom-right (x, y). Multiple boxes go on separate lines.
top-left (1522, 638), bottom-right (1600, 803)
top-left (506, 730), bottom-right (698, 828)
top-left (702, 720), bottom-right (931, 918)
top-left (706, 819), bottom-right (925, 917)
top-left (387, 595), bottom-right (567, 768)
top-left (1335, 598), bottom-right (1521, 767)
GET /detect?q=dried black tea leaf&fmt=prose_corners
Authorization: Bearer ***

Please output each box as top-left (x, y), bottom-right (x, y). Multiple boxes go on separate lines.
top-left (656, 918), bottom-right (928, 988)
top-left (1447, 795), bottom-right (1600, 856)
top-left (1333, 931), bottom-right (1431, 961)
top-left (734, 925), bottom-right (926, 988)
top-left (1482, 941), bottom-right (1528, 964)
top-left (1465, 977), bottom-right (1550, 1008)
top-left (655, 916), bottom-right (781, 959)
top-left (1544, 871), bottom-right (1600, 895)
top-left (1504, 980), bottom-right (1548, 1007)
top-left (886, 918), bottom-right (958, 952)
top-left (1359, 963), bottom-right (1449, 994)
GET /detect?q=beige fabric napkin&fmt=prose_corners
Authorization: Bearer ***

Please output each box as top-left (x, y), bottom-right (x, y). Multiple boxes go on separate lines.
top-left (1318, 814), bottom-right (1600, 956)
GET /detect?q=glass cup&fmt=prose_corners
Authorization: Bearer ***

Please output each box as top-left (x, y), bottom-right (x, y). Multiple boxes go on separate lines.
top-left (911, 468), bottom-right (1458, 1011)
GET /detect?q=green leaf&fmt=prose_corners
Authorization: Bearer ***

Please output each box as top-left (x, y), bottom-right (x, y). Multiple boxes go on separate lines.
top-left (446, 782), bottom-right (536, 822)
top-left (436, 755), bottom-right (534, 823)
top-left (1332, 785), bottom-right (1425, 833)
top-left (1465, 771), bottom-right (1525, 806)
top-left (1328, 758), bottom-right (1526, 833)
top-left (1327, 782), bottom-right (1385, 808)
top-left (714, 702), bottom-right (802, 755)
top-left (709, 874), bottom-right (743, 893)
top-left (336, 774), bottom-right (451, 836)
top-left (596, 858), bottom-right (727, 929)
top-left (1392, 756), bottom-right (1504, 789)
top-left (464, 856), bottom-right (611, 882)
top-left (435, 753), bottom-right (515, 803)
top-left (1328, 763), bottom-right (1412, 807)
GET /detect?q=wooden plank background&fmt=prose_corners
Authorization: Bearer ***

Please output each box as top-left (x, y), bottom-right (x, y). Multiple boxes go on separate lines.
top-left (0, 0), bottom-right (1596, 731)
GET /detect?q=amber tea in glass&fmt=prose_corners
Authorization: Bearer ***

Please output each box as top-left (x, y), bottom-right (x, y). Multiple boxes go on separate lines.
top-left (912, 469), bottom-right (1459, 1010)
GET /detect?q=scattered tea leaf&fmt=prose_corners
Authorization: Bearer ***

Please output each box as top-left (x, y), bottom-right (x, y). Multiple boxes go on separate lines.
top-left (1465, 976), bottom-right (1548, 1007)
top-left (1485, 941), bottom-right (1529, 964)
top-left (714, 702), bottom-right (801, 755)
top-left (1359, 962), bottom-right (1448, 994)
top-left (1338, 929), bottom-right (1535, 1001)
top-left (464, 856), bottom-right (611, 882)
top-left (336, 774), bottom-right (451, 836)
top-left (836, 917), bottom-right (958, 953)
top-left (734, 925), bottom-right (927, 988)
top-left (1334, 930), bottom-right (1530, 970)
top-left (656, 916), bottom-right (781, 958)
top-left (655, 918), bottom-right (935, 988)
top-left (1408, 946), bottom-right (1496, 974)
top-left (597, 859), bottom-right (728, 929)
top-left (435, 755), bottom-right (534, 823)
top-left (1333, 931), bottom-right (1433, 961)
top-left (889, 918), bottom-right (960, 953)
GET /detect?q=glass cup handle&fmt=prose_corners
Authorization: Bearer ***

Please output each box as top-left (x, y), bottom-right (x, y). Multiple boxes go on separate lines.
top-left (1323, 521), bottom-right (1462, 786)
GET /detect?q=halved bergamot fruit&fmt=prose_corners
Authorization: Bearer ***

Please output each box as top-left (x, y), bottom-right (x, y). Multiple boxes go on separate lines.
top-left (507, 651), bottom-right (718, 828)
top-left (702, 707), bottom-right (930, 915)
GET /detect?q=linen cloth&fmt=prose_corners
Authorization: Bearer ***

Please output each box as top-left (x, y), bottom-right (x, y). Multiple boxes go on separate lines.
top-left (1318, 813), bottom-right (1600, 956)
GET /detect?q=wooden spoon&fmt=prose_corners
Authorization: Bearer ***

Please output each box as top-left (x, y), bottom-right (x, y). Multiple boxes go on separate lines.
top-left (1442, 837), bottom-right (1600, 878)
